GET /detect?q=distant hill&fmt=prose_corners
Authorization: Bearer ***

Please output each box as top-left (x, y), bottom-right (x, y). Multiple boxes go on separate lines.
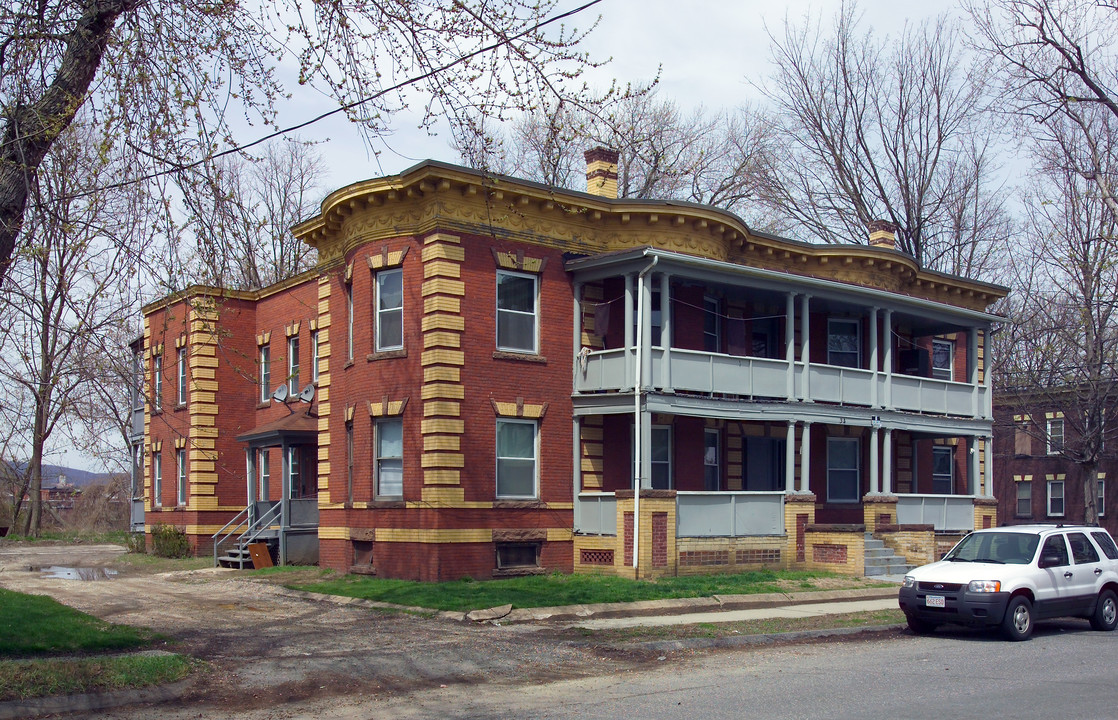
top-left (2, 461), bottom-right (117, 488)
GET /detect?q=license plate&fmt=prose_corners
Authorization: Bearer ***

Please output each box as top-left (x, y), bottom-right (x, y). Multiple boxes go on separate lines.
top-left (926, 594), bottom-right (945, 608)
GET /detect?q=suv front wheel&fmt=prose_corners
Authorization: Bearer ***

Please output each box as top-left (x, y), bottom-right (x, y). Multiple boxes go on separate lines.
top-left (1090, 589), bottom-right (1118, 632)
top-left (1001, 595), bottom-right (1033, 641)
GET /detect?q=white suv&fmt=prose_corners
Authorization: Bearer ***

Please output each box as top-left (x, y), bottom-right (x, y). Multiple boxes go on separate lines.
top-left (898, 525), bottom-right (1118, 641)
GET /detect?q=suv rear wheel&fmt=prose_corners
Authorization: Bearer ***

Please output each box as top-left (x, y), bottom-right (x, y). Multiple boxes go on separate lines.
top-left (1090, 589), bottom-right (1118, 631)
top-left (1001, 595), bottom-right (1033, 641)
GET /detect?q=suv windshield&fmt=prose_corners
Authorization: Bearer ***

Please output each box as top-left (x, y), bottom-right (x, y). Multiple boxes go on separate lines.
top-left (944, 531), bottom-right (1040, 565)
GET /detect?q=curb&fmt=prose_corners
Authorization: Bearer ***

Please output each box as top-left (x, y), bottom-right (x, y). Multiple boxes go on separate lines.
top-left (0, 679), bottom-right (194, 720)
top-left (629, 623), bottom-right (907, 653)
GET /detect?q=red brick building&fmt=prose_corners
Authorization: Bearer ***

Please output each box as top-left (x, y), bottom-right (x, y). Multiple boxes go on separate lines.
top-left (139, 151), bottom-right (1007, 580)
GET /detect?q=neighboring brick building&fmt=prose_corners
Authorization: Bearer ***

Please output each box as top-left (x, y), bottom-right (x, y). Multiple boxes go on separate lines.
top-left (138, 150), bottom-right (1008, 580)
top-left (992, 399), bottom-right (1118, 537)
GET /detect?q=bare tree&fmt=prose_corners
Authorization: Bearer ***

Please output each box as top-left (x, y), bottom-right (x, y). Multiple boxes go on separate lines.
top-left (0, 121), bottom-right (139, 536)
top-left (968, 0), bottom-right (1118, 216)
top-left (994, 120), bottom-right (1118, 524)
top-left (170, 139), bottom-right (325, 291)
top-left (0, 0), bottom-right (608, 285)
top-left (756, 3), bottom-right (1007, 276)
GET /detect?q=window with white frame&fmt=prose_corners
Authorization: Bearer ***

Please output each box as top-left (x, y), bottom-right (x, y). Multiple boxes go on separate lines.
top-left (259, 345), bottom-right (270, 403)
top-left (1047, 418), bottom-right (1065, 454)
top-left (310, 330), bottom-right (319, 383)
top-left (153, 356), bottom-right (163, 411)
top-left (287, 446), bottom-right (301, 499)
top-left (1099, 478), bottom-right (1106, 518)
top-left (345, 421), bottom-right (355, 503)
top-left (931, 339), bottom-right (953, 380)
top-left (827, 319), bottom-right (860, 368)
top-left (1047, 479), bottom-right (1065, 516)
top-left (650, 425), bottom-right (672, 489)
top-left (152, 451), bottom-right (162, 507)
top-left (496, 419), bottom-right (537, 498)
top-left (376, 268), bottom-right (403, 351)
top-left (345, 281), bottom-right (354, 361)
top-left (177, 348), bottom-right (187, 404)
top-left (703, 428), bottom-right (720, 491)
top-left (258, 449), bottom-right (269, 500)
top-left (827, 437), bottom-right (860, 502)
top-left (287, 336), bottom-right (300, 393)
top-left (132, 349), bottom-right (144, 411)
top-left (496, 270), bottom-right (538, 353)
top-left (703, 296), bottom-right (721, 352)
top-left (176, 449), bottom-right (186, 505)
top-left (1016, 481), bottom-right (1032, 517)
top-left (931, 446), bottom-right (954, 494)
top-left (630, 288), bottom-right (664, 347)
top-left (375, 418), bottom-right (403, 497)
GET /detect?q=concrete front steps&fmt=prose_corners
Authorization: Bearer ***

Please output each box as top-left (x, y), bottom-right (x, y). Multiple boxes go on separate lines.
top-left (864, 533), bottom-right (914, 577)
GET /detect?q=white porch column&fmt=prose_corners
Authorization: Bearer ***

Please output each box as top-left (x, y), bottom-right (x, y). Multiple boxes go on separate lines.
top-left (799, 422), bottom-right (812, 493)
top-left (983, 326), bottom-right (993, 419)
top-left (624, 274), bottom-right (634, 390)
top-left (869, 426), bottom-right (880, 495)
top-left (640, 273), bottom-right (653, 395)
top-left (800, 294), bottom-right (812, 401)
top-left (572, 416), bottom-right (582, 531)
top-left (969, 327), bottom-right (979, 418)
top-left (983, 435), bottom-right (994, 497)
top-left (785, 292), bottom-right (796, 401)
top-left (869, 307), bottom-right (879, 407)
top-left (245, 448), bottom-right (256, 522)
top-left (883, 428), bottom-right (893, 495)
top-left (659, 273), bottom-right (672, 391)
top-left (969, 436), bottom-right (981, 496)
top-left (785, 421), bottom-right (796, 493)
top-left (883, 309), bottom-right (893, 410)
top-left (573, 283), bottom-right (583, 388)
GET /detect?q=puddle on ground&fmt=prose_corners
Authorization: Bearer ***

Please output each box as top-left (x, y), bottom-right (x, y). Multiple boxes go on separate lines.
top-left (38, 566), bottom-right (118, 581)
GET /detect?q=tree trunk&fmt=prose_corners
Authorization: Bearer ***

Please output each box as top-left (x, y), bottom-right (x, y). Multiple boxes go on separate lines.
top-left (1082, 460), bottom-right (1099, 525)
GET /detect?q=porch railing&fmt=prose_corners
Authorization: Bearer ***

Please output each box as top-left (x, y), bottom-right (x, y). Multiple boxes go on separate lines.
top-left (212, 500), bottom-right (282, 567)
top-left (576, 492), bottom-right (617, 535)
top-left (575, 347), bottom-right (985, 417)
top-left (676, 491), bottom-right (785, 537)
top-left (895, 494), bottom-right (975, 531)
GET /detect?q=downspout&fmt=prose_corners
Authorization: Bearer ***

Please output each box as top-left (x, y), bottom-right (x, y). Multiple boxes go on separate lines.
top-left (633, 252), bottom-right (658, 574)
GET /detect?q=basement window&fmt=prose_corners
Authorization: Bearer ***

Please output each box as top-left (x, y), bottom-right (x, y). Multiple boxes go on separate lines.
top-left (495, 542), bottom-right (541, 574)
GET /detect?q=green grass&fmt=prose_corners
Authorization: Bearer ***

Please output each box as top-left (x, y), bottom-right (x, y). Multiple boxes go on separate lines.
top-left (289, 569), bottom-right (866, 612)
top-left (1, 530), bottom-right (130, 545)
top-left (0, 654), bottom-right (197, 702)
top-left (0, 588), bottom-right (155, 657)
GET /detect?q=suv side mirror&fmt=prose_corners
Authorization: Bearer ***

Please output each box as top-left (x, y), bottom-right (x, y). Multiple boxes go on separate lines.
top-left (1038, 552), bottom-right (1062, 569)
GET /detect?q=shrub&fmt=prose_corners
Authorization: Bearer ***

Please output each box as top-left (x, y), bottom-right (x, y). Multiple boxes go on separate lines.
top-left (149, 524), bottom-right (189, 559)
top-left (125, 532), bottom-right (147, 554)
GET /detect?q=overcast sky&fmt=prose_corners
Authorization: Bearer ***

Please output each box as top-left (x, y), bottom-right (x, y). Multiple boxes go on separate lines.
top-left (289, 0), bottom-right (961, 191)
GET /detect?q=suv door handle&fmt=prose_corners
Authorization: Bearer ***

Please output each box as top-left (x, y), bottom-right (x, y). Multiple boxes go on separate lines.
top-left (1095, 568), bottom-right (1103, 575)
top-left (1064, 571), bottom-right (1074, 579)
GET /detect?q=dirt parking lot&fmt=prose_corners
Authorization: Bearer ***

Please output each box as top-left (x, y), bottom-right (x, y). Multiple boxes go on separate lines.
top-left (0, 543), bottom-right (655, 717)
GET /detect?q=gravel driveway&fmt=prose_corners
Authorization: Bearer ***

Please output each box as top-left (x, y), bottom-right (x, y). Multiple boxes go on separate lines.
top-left (0, 543), bottom-right (654, 716)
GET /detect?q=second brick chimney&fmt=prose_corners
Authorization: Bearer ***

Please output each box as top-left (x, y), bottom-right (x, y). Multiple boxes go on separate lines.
top-left (585, 147), bottom-right (619, 199)
top-left (868, 219), bottom-right (898, 250)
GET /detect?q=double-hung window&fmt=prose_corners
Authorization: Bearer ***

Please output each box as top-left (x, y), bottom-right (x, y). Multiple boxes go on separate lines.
top-left (287, 336), bottom-right (300, 393)
top-left (931, 339), bottom-right (953, 380)
top-left (931, 446), bottom-right (954, 494)
top-left (1016, 481), bottom-right (1032, 517)
top-left (649, 425), bottom-right (673, 490)
top-left (376, 268), bottom-right (403, 351)
top-left (259, 345), bottom-right (271, 403)
top-left (703, 428), bottom-right (720, 491)
top-left (703, 296), bottom-right (721, 352)
top-left (496, 271), bottom-right (538, 353)
top-left (153, 356), bottom-right (163, 411)
top-left (176, 449), bottom-right (186, 505)
top-left (827, 437), bottom-right (860, 502)
top-left (345, 422), bottom-right (354, 504)
top-left (375, 418), bottom-right (403, 497)
top-left (132, 350), bottom-right (144, 412)
top-left (827, 319), bottom-right (860, 368)
top-left (176, 348), bottom-right (187, 405)
top-left (152, 452), bottom-right (162, 507)
top-left (496, 419), bottom-right (537, 498)
top-left (1099, 478), bottom-right (1106, 518)
top-left (345, 281), bottom-right (354, 361)
top-left (311, 330), bottom-right (320, 383)
top-left (1047, 479), bottom-right (1065, 517)
top-left (1047, 418), bottom-right (1064, 454)
top-left (258, 450), bottom-right (270, 500)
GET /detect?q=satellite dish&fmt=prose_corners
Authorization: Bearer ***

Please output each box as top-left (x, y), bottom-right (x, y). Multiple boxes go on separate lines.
top-left (298, 384), bottom-right (315, 403)
top-left (271, 384), bottom-right (289, 403)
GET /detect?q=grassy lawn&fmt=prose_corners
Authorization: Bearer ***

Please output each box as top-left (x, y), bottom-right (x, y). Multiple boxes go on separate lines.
top-left (0, 588), bottom-right (198, 702)
top-left (284, 568), bottom-right (886, 612)
top-left (0, 530), bottom-right (130, 545)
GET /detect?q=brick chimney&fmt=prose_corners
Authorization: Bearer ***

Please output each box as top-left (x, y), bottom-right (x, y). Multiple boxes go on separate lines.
top-left (868, 220), bottom-right (897, 250)
top-left (584, 147), bottom-right (619, 199)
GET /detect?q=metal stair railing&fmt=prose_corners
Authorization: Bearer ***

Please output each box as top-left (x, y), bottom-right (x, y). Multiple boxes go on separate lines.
top-left (212, 501), bottom-right (282, 567)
